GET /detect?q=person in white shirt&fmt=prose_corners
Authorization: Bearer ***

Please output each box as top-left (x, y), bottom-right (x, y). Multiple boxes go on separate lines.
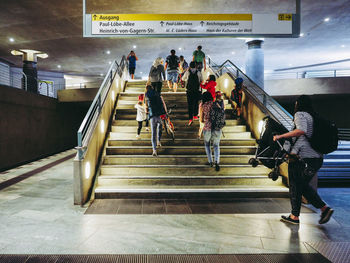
top-left (135, 94), bottom-right (149, 138)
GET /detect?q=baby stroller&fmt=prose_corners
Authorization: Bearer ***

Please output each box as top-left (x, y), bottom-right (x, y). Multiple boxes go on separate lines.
top-left (248, 116), bottom-right (291, 181)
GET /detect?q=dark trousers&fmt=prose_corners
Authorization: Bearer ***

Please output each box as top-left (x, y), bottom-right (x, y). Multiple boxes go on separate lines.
top-left (137, 119), bottom-right (149, 135)
top-left (151, 82), bottom-right (162, 94)
top-left (187, 91), bottom-right (199, 120)
top-left (288, 158), bottom-right (325, 217)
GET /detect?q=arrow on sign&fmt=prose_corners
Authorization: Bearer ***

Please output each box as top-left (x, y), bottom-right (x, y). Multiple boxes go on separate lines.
top-left (93, 14), bottom-right (98, 20)
top-left (160, 21), bottom-right (164, 27)
top-left (286, 14), bottom-right (292, 20)
top-left (200, 21), bottom-right (204, 26)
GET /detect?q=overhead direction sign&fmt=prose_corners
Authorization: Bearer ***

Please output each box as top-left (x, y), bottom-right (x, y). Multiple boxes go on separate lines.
top-left (85, 13), bottom-right (295, 37)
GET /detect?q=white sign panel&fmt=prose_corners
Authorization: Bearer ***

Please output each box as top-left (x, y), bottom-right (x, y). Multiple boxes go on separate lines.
top-left (90, 14), bottom-right (293, 37)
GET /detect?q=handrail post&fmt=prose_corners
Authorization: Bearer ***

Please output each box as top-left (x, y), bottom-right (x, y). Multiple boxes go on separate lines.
top-left (98, 94), bottom-right (102, 112)
top-left (21, 72), bottom-right (28, 91)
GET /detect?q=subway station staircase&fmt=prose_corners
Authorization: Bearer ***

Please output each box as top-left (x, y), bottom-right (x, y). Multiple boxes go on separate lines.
top-left (94, 80), bottom-right (288, 199)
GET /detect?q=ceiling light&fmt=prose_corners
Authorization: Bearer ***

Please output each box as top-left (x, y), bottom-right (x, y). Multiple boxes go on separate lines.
top-left (133, 45), bottom-right (137, 49)
top-left (9, 37), bottom-right (15, 43)
top-left (231, 51), bottom-right (235, 55)
top-left (299, 33), bottom-right (304, 37)
top-left (140, 72), bottom-right (143, 74)
top-left (108, 61), bottom-right (112, 65)
top-left (100, 73), bottom-right (103, 76)
top-left (178, 47), bottom-right (182, 50)
top-left (288, 64), bottom-right (293, 67)
top-left (341, 45), bottom-right (346, 48)
top-left (57, 65), bottom-right (61, 69)
top-left (106, 50), bottom-right (111, 54)
top-left (324, 17), bottom-right (330, 22)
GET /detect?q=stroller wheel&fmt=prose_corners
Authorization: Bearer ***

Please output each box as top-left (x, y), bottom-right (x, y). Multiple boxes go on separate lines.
top-left (268, 171), bottom-right (279, 181)
top-left (248, 158), bottom-right (259, 167)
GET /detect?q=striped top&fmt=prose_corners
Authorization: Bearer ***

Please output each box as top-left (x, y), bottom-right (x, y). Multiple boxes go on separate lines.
top-left (291, 111), bottom-right (323, 159)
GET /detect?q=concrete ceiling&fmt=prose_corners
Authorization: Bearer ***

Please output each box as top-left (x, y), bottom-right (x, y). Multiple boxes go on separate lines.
top-left (1, 0), bottom-right (350, 78)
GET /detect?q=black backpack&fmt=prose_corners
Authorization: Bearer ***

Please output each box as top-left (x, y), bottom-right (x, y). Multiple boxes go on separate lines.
top-left (210, 101), bottom-right (226, 131)
top-left (308, 114), bottom-right (338, 154)
top-left (186, 70), bottom-right (200, 93)
top-left (168, 55), bottom-right (179, 70)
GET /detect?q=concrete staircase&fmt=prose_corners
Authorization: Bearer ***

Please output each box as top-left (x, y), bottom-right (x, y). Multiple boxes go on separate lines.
top-left (319, 141), bottom-right (350, 181)
top-left (94, 80), bottom-right (288, 198)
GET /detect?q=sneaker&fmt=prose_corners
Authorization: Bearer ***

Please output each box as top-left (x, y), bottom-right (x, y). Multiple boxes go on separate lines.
top-left (193, 116), bottom-right (199, 120)
top-left (136, 134), bottom-right (140, 138)
top-left (215, 162), bottom-right (220, 171)
top-left (205, 162), bottom-right (213, 167)
top-left (152, 150), bottom-right (157, 157)
top-left (281, 215), bottom-right (300, 225)
top-left (145, 127), bottom-right (150, 132)
top-left (157, 141), bottom-right (162, 148)
top-left (188, 119), bottom-right (193, 126)
top-left (319, 207), bottom-right (334, 224)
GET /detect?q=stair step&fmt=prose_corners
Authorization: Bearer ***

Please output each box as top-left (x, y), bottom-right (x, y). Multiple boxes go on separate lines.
top-left (111, 125), bottom-right (246, 133)
top-left (109, 132), bottom-right (252, 140)
top-left (113, 119), bottom-right (241, 126)
top-left (115, 108), bottom-right (233, 115)
top-left (106, 146), bottom-right (256, 155)
top-left (97, 176), bottom-right (282, 187)
top-left (100, 165), bottom-right (268, 175)
top-left (103, 155), bottom-right (254, 165)
top-left (108, 138), bottom-right (256, 147)
top-left (94, 185), bottom-right (289, 199)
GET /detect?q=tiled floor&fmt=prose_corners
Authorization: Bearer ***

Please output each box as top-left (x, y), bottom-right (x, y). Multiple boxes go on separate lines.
top-left (85, 198), bottom-right (315, 214)
top-left (0, 149), bottom-right (349, 260)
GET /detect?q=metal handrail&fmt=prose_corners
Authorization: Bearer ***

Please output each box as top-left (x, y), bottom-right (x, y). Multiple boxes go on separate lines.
top-left (265, 68), bottom-right (350, 80)
top-left (76, 56), bottom-right (128, 159)
top-left (207, 56), bottom-right (294, 131)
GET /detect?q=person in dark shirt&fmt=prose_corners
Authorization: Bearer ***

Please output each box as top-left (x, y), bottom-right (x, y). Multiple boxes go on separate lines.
top-left (127, 50), bottom-right (138, 79)
top-left (164, 49), bottom-right (181, 92)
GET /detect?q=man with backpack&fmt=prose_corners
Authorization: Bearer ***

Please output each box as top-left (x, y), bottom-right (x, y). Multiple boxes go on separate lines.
top-left (145, 85), bottom-right (167, 157)
top-left (164, 49), bottom-right (181, 92)
top-left (182, 61), bottom-right (203, 125)
top-left (273, 95), bottom-right (335, 225)
top-left (192, 45), bottom-right (206, 72)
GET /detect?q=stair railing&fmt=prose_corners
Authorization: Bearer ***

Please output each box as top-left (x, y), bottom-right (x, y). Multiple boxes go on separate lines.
top-left (207, 56), bottom-right (294, 131)
top-left (74, 56), bottom-right (128, 205)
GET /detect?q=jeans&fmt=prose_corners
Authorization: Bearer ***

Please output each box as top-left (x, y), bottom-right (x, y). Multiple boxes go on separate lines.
top-left (150, 116), bottom-right (162, 151)
top-left (186, 91), bottom-right (199, 120)
top-left (151, 82), bottom-right (162, 94)
top-left (288, 158), bottom-right (325, 217)
top-left (137, 119), bottom-right (149, 135)
top-left (203, 130), bottom-right (221, 163)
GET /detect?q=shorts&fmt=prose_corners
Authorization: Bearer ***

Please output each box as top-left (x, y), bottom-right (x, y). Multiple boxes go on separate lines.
top-left (129, 67), bottom-right (135, 74)
top-left (167, 71), bottom-right (178, 83)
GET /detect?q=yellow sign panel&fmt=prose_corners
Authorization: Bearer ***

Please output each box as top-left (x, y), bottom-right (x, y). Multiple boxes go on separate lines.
top-left (278, 14), bottom-right (292, 21)
top-left (92, 14), bottom-right (253, 22)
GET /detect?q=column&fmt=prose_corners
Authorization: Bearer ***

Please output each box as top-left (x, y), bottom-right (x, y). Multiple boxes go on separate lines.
top-left (23, 60), bottom-right (38, 93)
top-left (245, 39), bottom-right (264, 89)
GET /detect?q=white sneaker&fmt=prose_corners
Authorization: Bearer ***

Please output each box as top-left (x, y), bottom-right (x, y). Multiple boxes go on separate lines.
top-left (157, 141), bottom-right (162, 147)
top-left (145, 127), bottom-right (150, 132)
top-left (152, 150), bottom-right (157, 157)
top-left (136, 135), bottom-right (141, 139)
